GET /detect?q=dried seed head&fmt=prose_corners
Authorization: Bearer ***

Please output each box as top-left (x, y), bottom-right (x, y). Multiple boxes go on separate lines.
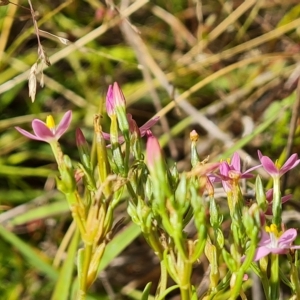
top-left (28, 63), bottom-right (38, 102)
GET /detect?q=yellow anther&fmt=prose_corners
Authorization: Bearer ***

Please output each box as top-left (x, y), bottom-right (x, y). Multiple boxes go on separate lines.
top-left (275, 159), bottom-right (281, 169)
top-left (265, 224), bottom-right (281, 237)
top-left (46, 115), bottom-right (55, 129)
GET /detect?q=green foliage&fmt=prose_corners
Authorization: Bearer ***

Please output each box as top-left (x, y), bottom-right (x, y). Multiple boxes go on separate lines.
top-left (1, 0), bottom-right (300, 299)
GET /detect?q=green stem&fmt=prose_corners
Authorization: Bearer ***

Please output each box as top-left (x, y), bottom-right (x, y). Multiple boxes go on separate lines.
top-left (177, 256), bottom-right (192, 300)
top-left (157, 261), bottom-right (168, 299)
top-left (50, 141), bottom-right (64, 166)
top-left (229, 270), bottom-right (245, 300)
top-left (259, 259), bottom-right (271, 300)
top-left (146, 232), bottom-right (164, 259)
top-left (272, 177), bottom-right (281, 227)
top-left (126, 181), bottom-right (138, 204)
top-left (290, 252), bottom-right (300, 299)
top-left (230, 229), bottom-right (258, 299)
top-left (270, 254), bottom-right (279, 300)
top-left (79, 244), bottom-right (93, 299)
top-left (124, 139), bottom-right (130, 175)
top-left (180, 287), bottom-right (190, 300)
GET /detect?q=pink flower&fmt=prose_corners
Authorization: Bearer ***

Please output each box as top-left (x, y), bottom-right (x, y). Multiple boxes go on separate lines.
top-left (106, 82), bottom-right (126, 117)
top-left (209, 152), bottom-right (260, 192)
top-left (258, 150), bottom-right (300, 178)
top-left (146, 130), bottom-right (162, 169)
top-left (15, 111), bottom-right (72, 143)
top-left (102, 113), bottom-right (159, 144)
top-left (265, 189), bottom-right (292, 215)
top-left (253, 224), bottom-right (300, 261)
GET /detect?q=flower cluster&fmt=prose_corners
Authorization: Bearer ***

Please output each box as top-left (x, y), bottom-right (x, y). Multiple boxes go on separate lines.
top-left (15, 82), bottom-right (300, 300)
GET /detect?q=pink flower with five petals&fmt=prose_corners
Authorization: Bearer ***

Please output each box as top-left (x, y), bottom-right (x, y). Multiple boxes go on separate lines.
top-left (258, 150), bottom-right (300, 178)
top-left (209, 152), bottom-right (261, 192)
top-left (15, 111), bottom-right (72, 143)
top-left (253, 224), bottom-right (300, 261)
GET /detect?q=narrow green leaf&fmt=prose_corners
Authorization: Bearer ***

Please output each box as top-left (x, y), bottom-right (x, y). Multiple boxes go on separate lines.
top-left (51, 229), bottom-right (80, 300)
top-left (0, 165), bottom-right (53, 177)
top-left (124, 283), bottom-right (155, 300)
top-left (70, 222), bottom-right (141, 298)
top-left (98, 222), bottom-right (141, 271)
top-left (0, 225), bottom-right (58, 280)
top-left (10, 201), bottom-right (70, 226)
top-left (141, 282), bottom-right (153, 300)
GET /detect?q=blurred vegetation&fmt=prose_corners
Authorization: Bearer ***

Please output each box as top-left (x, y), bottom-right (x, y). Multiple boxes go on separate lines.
top-left (1, 0), bottom-right (300, 299)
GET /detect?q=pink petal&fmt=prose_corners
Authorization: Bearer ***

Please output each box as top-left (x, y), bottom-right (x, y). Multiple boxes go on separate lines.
top-left (126, 113), bottom-right (135, 132)
top-left (55, 110), bottom-right (72, 139)
top-left (265, 207), bottom-right (272, 215)
top-left (106, 85), bottom-right (114, 116)
top-left (241, 173), bottom-right (254, 179)
top-left (270, 248), bottom-right (289, 254)
top-left (257, 150), bottom-right (263, 160)
top-left (113, 82), bottom-right (126, 107)
top-left (117, 136), bottom-right (125, 144)
top-left (208, 174), bottom-right (221, 183)
top-left (139, 116), bottom-right (160, 136)
top-left (281, 194), bottom-right (292, 203)
top-left (253, 246), bottom-right (271, 261)
top-left (15, 127), bottom-right (44, 141)
top-left (32, 120), bottom-right (54, 141)
top-left (291, 245), bottom-right (300, 250)
top-left (258, 231), bottom-right (271, 246)
top-left (146, 130), bottom-right (162, 168)
top-left (220, 162), bottom-right (230, 177)
top-left (231, 152), bottom-right (241, 171)
top-left (243, 164), bottom-right (262, 175)
top-left (265, 189), bottom-right (273, 202)
top-left (260, 156), bottom-right (278, 176)
top-left (278, 229), bottom-right (297, 247)
top-left (102, 132), bottom-right (125, 145)
top-left (102, 132), bottom-right (111, 140)
top-left (222, 180), bottom-right (232, 193)
top-left (280, 154), bottom-right (300, 176)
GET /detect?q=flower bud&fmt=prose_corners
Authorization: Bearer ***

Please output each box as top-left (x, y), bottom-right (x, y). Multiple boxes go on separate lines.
top-left (255, 175), bottom-right (267, 211)
top-left (190, 130), bottom-right (200, 168)
top-left (105, 82), bottom-right (129, 141)
top-left (76, 128), bottom-right (92, 170)
top-left (106, 85), bottom-right (114, 117)
top-left (146, 130), bottom-right (163, 173)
